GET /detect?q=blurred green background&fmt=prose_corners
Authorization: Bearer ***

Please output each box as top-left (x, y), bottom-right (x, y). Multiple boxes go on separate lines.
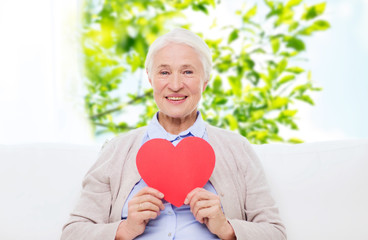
top-left (82, 0), bottom-right (329, 144)
top-left (0, 0), bottom-right (367, 144)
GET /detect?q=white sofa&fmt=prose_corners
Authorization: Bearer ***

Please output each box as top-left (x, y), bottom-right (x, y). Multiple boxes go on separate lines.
top-left (1, 139), bottom-right (367, 240)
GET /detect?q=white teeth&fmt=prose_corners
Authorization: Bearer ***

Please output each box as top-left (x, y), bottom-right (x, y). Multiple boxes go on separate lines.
top-left (167, 96), bottom-right (186, 101)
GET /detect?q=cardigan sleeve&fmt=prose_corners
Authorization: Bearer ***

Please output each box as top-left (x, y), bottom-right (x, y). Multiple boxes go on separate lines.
top-left (228, 139), bottom-right (287, 240)
top-left (60, 141), bottom-right (122, 240)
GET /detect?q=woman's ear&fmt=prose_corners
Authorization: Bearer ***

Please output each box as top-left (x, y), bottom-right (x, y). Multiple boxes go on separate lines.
top-left (147, 70), bottom-right (152, 86)
top-left (202, 80), bottom-right (209, 92)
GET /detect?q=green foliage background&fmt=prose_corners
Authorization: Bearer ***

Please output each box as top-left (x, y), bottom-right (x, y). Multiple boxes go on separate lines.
top-left (82, 0), bottom-right (330, 144)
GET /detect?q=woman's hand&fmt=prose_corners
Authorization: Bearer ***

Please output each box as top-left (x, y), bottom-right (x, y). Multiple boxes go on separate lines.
top-left (115, 187), bottom-right (165, 240)
top-left (184, 188), bottom-right (236, 240)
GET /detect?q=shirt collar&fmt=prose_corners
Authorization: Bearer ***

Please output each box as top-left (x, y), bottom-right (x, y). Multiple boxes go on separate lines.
top-left (146, 111), bottom-right (206, 142)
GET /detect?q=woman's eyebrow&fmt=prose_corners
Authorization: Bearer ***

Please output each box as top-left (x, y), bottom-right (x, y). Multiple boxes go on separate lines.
top-left (156, 64), bottom-right (195, 69)
top-left (156, 64), bottom-right (170, 69)
top-left (180, 64), bottom-right (195, 69)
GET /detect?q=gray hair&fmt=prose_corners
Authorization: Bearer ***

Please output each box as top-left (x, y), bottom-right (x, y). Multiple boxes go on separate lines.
top-left (145, 28), bottom-right (212, 82)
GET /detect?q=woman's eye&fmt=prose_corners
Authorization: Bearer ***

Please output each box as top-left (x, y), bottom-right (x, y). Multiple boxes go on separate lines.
top-left (184, 70), bottom-right (193, 74)
top-left (160, 71), bottom-right (169, 75)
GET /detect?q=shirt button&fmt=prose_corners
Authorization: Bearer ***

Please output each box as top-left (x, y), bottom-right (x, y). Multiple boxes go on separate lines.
top-left (168, 232), bottom-right (172, 237)
top-left (168, 210), bottom-right (173, 215)
top-left (220, 193), bottom-right (225, 197)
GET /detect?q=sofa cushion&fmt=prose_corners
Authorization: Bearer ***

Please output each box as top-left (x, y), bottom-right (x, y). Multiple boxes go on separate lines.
top-left (0, 139), bottom-right (367, 239)
top-left (0, 144), bottom-right (98, 239)
top-left (253, 140), bottom-right (368, 240)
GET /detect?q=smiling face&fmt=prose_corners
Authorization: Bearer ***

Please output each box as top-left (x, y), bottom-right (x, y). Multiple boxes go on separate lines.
top-left (148, 43), bottom-right (208, 129)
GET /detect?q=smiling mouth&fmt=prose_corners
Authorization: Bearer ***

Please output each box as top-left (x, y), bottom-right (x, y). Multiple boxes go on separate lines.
top-left (166, 96), bottom-right (187, 101)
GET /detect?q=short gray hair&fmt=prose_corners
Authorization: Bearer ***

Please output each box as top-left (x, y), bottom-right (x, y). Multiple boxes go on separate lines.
top-left (145, 28), bottom-right (212, 82)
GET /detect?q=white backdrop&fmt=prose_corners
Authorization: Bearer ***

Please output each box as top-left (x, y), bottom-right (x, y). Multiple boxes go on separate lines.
top-left (0, 0), bottom-right (93, 144)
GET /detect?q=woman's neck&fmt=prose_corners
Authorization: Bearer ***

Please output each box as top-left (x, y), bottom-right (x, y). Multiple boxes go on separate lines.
top-left (158, 110), bottom-right (198, 135)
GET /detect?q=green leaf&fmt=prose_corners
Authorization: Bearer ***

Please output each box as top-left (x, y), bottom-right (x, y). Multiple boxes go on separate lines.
top-left (307, 70), bottom-right (312, 80)
top-left (280, 51), bottom-right (298, 57)
top-left (249, 130), bottom-right (268, 142)
top-left (251, 110), bottom-right (265, 121)
top-left (228, 76), bottom-right (242, 96)
top-left (274, 7), bottom-right (294, 27)
top-left (279, 109), bottom-right (298, 117)
top-left (205, 38), bottom-right (222, 49)
top-left (192, 4), bottom-right (209, 14)
top-left (264, 0), bottom-right (274, 9)
top-left (288, 137), bottom-right (304, 144)
top-left (271, 37), bottom-right (280, 54)
top-left (228, 29), bottom-right (239, 44)
top-left (247, 71), bottom-right (261, 85)
top-left (285, 37), bottom-right (305, 51)
top-left (213, 96), bottom-right (228, 105)
top-left (277, 58), bottom-right (288, 73)
top-left (279, 118), bottom-right (299, 130)
top-left (299, 20), bottom-right (330, 35)
top-left (269, 134), bottom-right (284, 142)
top-left (288, 21), bottom-right (299, 32)
top-left (296, 95), bottom-right (315, 105)
top-left (266, 65), bottom-right (277, 86)
top-left (249, 48), bottom-right (266, 54)
top-left (104, 66), bottom-right (125, 80)
top-left (286, 67), bottom-right (304, 74)
top-left (271, 96), bottom-right (289, 109)
top-left (243, 5), bottom-right (257, 21)
top-left (302, 2), bottom-right (327, 20)
top-left (225, 114), bottom-right (238, 130)
top-left (291, 84), bottom-right (308, 95)
top-left (286, 0), bottom-right (303, 8)
top-left (212, 75), bottom-right (222, 93)
top-left (312, 87), bottom-right (323, 91)
top-left (313, 19), bottom-right (330, 29)
top-left (278, 74), bottom-right (295, 85)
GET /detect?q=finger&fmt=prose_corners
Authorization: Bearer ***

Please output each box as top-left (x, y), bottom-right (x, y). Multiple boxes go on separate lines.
top-left (136, 201), bottom-right (161, 213)
top-left (129, 208), bottom-right (160, 222)
top-left (129, 190), bottom-right (165, 211)
top-left (184, 187), bottom-right (204, 204)
top-left (195, 205), bottom-right (219, 223)
top-left (189, 190), bottom-right (217, 211)
top-left (192, 199), bottom-right (219, 222)
top-left (136, 186), bottom-right (164, 199)
top-left (129, 200), bottom-right (163, 215)
top-left (137, 194), bottom-right (165, 210)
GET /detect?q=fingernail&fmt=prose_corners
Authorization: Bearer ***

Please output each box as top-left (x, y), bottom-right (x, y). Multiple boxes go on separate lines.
top-left (184, 198), bottom-right (189, 204)
top-left (159, 193), bottom-right (164, 198)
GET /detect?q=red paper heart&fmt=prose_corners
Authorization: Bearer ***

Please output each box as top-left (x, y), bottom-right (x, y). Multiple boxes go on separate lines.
top-left (136, 137), bottom-right (215, 207)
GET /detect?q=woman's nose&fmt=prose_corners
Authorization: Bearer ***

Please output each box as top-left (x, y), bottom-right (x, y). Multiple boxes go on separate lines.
top-left (168, 74), bottom-right (183, 91)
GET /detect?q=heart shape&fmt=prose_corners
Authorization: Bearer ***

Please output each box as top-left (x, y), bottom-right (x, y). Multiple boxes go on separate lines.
top-left (136, 137), bottom-right (216, 207)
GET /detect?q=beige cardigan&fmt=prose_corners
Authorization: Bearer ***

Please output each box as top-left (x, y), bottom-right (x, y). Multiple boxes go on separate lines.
top-left (61, 125), bottom-right (286, 240)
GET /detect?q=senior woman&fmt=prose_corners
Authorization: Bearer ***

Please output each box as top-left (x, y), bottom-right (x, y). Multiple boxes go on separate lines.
top-left (61, 28), bottom-right (286, 240)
